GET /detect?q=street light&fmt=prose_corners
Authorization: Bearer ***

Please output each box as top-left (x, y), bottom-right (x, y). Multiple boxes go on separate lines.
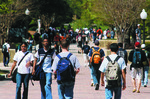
top-left (25, 8), bottom-right (30, 39)
top-left (140, 9), bottom-right (147, 44)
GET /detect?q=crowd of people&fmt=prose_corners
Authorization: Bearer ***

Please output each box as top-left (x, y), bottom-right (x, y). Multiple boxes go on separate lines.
top-left (1, 24), bottom-right (150, 99)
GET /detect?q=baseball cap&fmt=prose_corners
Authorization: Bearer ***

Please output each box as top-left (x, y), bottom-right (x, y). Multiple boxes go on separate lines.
top-left (141, 44), bottom-right (146, 48)
top-left (95, 40), bottom-right (99, 45)
top-left (135, 42), bottom-right (141, 47)
top-left (137, 24), bottom-right (140, 26)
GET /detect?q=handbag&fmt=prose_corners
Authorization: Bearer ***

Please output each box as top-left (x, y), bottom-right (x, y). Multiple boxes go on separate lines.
top-left (11, 52), bottom-right (29, 83)
top-left (31, 49), bottom-right (50, 81)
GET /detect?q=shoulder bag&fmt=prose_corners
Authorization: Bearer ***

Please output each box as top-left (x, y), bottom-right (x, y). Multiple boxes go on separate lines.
top-left (11, 52), bottom-right (29, 83)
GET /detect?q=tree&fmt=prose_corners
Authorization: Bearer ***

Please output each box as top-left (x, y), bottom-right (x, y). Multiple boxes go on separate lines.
top-left (93, 0), bottom-right (146, 47)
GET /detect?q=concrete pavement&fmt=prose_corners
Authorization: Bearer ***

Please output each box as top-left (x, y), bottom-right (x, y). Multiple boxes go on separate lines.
top-left (0, 41), bottom-right (150, 99)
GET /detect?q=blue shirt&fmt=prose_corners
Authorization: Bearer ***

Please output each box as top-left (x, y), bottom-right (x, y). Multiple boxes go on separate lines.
top-left (89, 47), bottom-right (105, 57)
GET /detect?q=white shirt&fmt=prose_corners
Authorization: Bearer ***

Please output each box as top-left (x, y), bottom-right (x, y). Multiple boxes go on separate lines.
top-left (99, 54), bottom-right (126, 87)
top-left (34, 48), bottom-right (56, 73)
top-left (13, 51), bottom-right (34, 74)
top-left (4, 43), bottom-right (10, 52)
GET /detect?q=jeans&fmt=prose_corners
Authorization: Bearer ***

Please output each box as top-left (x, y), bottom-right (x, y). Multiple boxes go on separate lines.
top-left (40, 72), bottom-right (52, 99)
top-left (3, 52), bottom-right (10, 66)
top-left (91, 65), bottom-right (101, 85)
top-left (141, 66), bottom-right (149, 86)
top-left (58, 81), bottom-right (75, 99)
top-left (105, 87), bottom-right (122, 99)
top-left (16, 73), bottom-right (30, 99)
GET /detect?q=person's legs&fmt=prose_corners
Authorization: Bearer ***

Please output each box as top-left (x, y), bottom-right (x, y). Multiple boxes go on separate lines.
top-left (89, 67), bottom-right (94, 86)
top-left (6, 52), bottom-right (10, 66)
top-left (16, 73), bottom-right (22, 99)
top-left (58, 83), bottom-right (65, 99)
top-left (45, 73), bottom-right (52, 99)
top-left (131, 68), bottom-right (137, 92)
top-left (64, 82), bottom-right (75, 99)
top-left (22, 74), bottom-right (30, 99)
top-left (114, 87), bottom-right (121, 99)
top-left (91, 66), bottom-right (98, 85)
top-left (137, 68), bottom-right (143, 92)
top-left (40, 76), bottom-right (46, 99)
top-left (105, 88), bottom-right (113, 99)
top-left (144, 66), bottom-right (149, 86)
top-left (3, 53), bottom-right (6, 66)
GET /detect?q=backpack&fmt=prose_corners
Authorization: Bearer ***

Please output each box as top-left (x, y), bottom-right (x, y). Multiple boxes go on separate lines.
top-left (117, 49), bottom-right (126, 60)
top-left (90, 48), bottom-right (101, 65)
top-left (132, 49), bottom-right (142, 68)
top-left (105, 56), bottom-right (121, 88)
top-left (84, 45), bottom-right (90, 54)
top-left (2, 44), bottom-right (7, 53)
top-left (56, 53), bottom-right (75, 83)
top-left (78, 36), bottom-right (82, 41)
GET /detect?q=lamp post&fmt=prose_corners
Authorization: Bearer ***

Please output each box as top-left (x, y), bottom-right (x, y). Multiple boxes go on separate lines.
top-left (140, 9), bottom-right (147, 44)
top-left (25, 8), bottom-right (30, 39)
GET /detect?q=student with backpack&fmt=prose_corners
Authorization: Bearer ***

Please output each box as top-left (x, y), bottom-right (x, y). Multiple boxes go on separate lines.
top-left (99, 43), bottom-right (126, 99)
top-left (52, 39), bottom-right (80, 99)
top-left (128, 42), bottom-right (147, 93)
top-left (82, 41), bottom-right (90, 67)
top-left (32, 38), bottom-right (56, 99)
top-left (2, 40), bottom-right (10, 67)
top-left (117, 43), bottom-right (128, 74)
top-left (89, 40), bottom-right (105, 90)
top-left (141, 44), bottom-right (150, 87)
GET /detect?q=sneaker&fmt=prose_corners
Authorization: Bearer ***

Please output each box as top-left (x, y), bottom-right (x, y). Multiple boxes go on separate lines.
top-left (137, 90), bottom-right (140, 93)
top-left (95, 84), bottom-right (99, 90)
top-left (132, 89), bottom-right (136, 93)
top-left (144, 85), bottom-right (147, 87)
top-left (91, 83), bottom-right (94, 86)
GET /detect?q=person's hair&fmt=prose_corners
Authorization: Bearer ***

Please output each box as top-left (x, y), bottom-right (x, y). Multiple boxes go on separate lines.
top-left (118, 43), bottom-right (123, 47)
top-left (5, 39), bottom-right (8, 42)
top-left (20, 42), bottom-right (28, 47)
top-left (42, 38), bottom-right (49, 42)
top-left (85, 41), bottom-right (88, 45)
top-left (110, 43), bottom-right (118, 52)
top-left (60, 39), bottom-right (70, 48)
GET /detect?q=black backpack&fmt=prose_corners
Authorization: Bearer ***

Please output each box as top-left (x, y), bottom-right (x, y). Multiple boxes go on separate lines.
top-left (2, 44), bottom-right (7, 53)
top-left (132, 49), bottom-right (142, 68)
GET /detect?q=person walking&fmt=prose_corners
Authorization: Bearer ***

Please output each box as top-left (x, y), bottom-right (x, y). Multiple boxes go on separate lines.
top-left (117, 43), bottom-right (128, 74)
top-left (26, 36), bottom-right (34, 53)
top-left (2, 39), bottom-right (10, 67)
top-left (89, 40), bottom-right (105, 90)
top-left (52, 39), bottom-right (80, 99)
top-left (141, 44), bottom-right (150, 87)
top-left (8, 42), bottom-right (34, 99)
top-left (135, 24), bottom-right (141, 43)
top-left (82, 41), bottom-right (90, 67)
top-left (128, 42), bottom-right (147, 93)
top-left (32, 38), bottom-right (56, 99)
top-left (99, 43), bottom-right (126, 99)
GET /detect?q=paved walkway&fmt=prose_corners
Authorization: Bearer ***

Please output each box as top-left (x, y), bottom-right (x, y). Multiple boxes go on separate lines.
top-left (0, 41), bottom-right (150, 99)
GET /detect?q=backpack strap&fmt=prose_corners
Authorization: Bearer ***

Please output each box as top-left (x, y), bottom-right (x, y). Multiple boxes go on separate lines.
top-left (114, 56), bottom-right (121, 62)
top-left (57, 54), bottom-right (62, 59)
top-left (92, 48), bottom-right (95, 52)
top-left (98, 48), bottom-right (101, 52)
top-left (67, 53), bottom-right (72, 59)
top-left (106, 56), bottom-right (112, 62)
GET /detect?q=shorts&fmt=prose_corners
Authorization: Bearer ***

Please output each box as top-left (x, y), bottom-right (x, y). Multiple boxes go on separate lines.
top-left (130, 67), bottom-right (143, 79)
top-left (83, 54), bottom-right (89, 61)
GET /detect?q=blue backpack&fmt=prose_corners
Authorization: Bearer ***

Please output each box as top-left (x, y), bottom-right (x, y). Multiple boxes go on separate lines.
top-left (2, 44), bottom-right (7, 53)
top-left (132, 49), bottom-right (142, 68)
top-left (56, 53), bottom-right (75, 83)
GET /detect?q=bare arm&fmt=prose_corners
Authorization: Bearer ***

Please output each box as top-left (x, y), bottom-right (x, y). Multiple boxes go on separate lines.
top-left (101, 72), bottom-right (105, 86)
top-left (7, 61), bottom-right (17, 77)
top-left (122, 69), bottom-right (126, 90)
top-left (32, 57), bottom-right (38, 75)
